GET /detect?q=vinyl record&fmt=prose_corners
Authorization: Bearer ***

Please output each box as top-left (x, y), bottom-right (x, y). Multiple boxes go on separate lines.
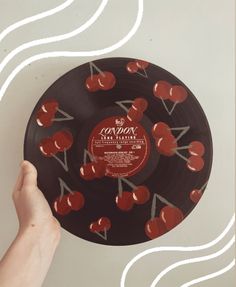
top-left (24, 57), bottom-right (213, 246)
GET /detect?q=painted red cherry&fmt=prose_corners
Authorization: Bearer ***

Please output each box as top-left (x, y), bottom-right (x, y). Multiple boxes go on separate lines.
top-left (67, 192), bottom-right (85, 211)
top-left (160, 206), bottom-right (184, 231)
top-left (39, 138), bottom-right (59, 157)
top-left (98, 217), bottom-right (111, 231)
top-left (187, 156), bottom-right (204, 172)
top-left (190, 189), bottom-right (203, 203)
top-left (116, 191), bottom-right (134, 211)
top-left (152, 122), bottom-right (171, 138)
top-left (97, 71), bottom-right (116, 90)
top-left (156, 134), bottom-right (177, 156)
top-left (135, 60), bottom-right (149, 69)
top-left (132, 98), bottom-right (148, 112)
top-left (153, 81), bottom-right (172, 100)
top-left (145, 217), bottom-right (167, 239)
top-left (127, 107), bottom-right (143, 122)
top-left (85, 74), bottom-right (100, 92)
top-left (89, 222), bottom-right (101, 233)
top-left (52, 130), bottom-right (73, 151)
top-left (126, 62), bottom-right (139, 73)
top-left (41, 99), bottom-right (59, 113)
top-left (169, 85), bottom-right (188, 103)
top-left (189, 141), bottom-right (205, 157)
top-left (80, 163), bottom-right (95, 180)
top-left (92, 160), bottom-right (107, 178)
top-left (36, 109), bottom-right (54, 127)
top-left (132, 186), bottom-right (150, 204)
top-left (53, 195), bottom-right (71, 215)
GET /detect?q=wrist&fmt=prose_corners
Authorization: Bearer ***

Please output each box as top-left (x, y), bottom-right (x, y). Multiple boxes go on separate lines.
top-left (17, 217), bottom-right (61, 247)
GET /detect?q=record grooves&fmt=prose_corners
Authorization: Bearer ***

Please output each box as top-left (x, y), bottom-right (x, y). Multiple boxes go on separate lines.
top-left (24, 57), bottom-right (213, 245)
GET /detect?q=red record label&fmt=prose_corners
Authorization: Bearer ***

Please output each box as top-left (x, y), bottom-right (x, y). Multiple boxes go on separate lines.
top-left (88, 116), bottom-right (150, 178)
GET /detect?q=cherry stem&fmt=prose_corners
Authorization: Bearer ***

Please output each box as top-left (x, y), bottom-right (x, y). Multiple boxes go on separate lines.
top-left (174, 126), bottom-right (190, 142)
top-left (83, 149), bottom-right (95, 164)
top-left (136, 70), bottom-right (148, 78)
top-left (120, 177), bottom-right (137, 190)
top-left (160, 98), bottom-right (175, 116)
top-left (58, 177), bottom-right (73, 199)
top-left (175, 145), bottom-right (190, 151)
top-left (52, 153), bottom-right (69, 172)
top-left (143, 68), bottom-right (148, 78)
top-left (104, 228), bottom-right (107, 240)
top-left (58, 177), bottom-right (64, 200)
top-left (151, 193), bottom-right (157, 220)
top-left (118, 178), bottom-right (123, 197)
top-left (64, 149), bottom-right (68, 171)
top-left (151, 193), bottom-right (175, 219)
top-left (115, 100), bottom-right (133, 113)
top-left (169, 101), bottom-right (178, 115)
top-left (90, 62), bottom-right (105, 77)
top-left (57, 108), bottom-right (74, 120)
top-left (200, 181), bottom-right (208, 191)
top-left (155, 193), bottom-right (175, 207)
top-left (53, 118), bottom-right (73, 122)
top-left (95, 230), bottom-right (107, 240)
top-left (175, 150), bottom-right (189, 162)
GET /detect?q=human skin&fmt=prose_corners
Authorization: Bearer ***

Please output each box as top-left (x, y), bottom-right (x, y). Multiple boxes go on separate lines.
top-left (0, 161), bottom-right (61, 287)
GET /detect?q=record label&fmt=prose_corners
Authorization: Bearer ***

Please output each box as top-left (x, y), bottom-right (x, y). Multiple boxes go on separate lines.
top-left (88, 116), bottom-right (150, 178)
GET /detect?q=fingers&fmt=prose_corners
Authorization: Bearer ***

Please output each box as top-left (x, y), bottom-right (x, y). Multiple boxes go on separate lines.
top-left (21, 160), bottom-right (38, 189)
top-left (13, 162), bottom-right (24, 192)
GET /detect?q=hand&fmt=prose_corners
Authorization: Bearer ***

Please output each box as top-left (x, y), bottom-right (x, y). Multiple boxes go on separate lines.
top-left (12, 160), bottom-right (61, 235)
top-left (0, 161), bottom-right (61, 287)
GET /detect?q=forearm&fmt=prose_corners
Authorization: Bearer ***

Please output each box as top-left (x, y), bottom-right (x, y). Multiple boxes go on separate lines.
top-left (0, 223), bottom-right (60, 287)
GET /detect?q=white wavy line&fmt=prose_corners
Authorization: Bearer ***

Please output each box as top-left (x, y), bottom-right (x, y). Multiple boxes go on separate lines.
top-left (0, 0), bottom-right (108, 74)
top-left (0, 0), bottom-right (144, 101)
top-left (120, 214), bottom-right (235, 287)
top-left (150, 236), bottom-right (235, 287)
top-left (180, 259), bottom-right (235, 287)
top-left (0, 0), bottom-right (74, 43)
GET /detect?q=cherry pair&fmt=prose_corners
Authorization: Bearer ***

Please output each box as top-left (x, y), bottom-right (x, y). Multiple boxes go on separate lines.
top-left (86, 71), bottom-right (116, 92)
top-left (116, 186), bottom-right (150, 211)
top-left (145, 205), bottom-right (184, 239)
top-left (145, 193), bottom-right (184, 240)
top-left (153, 80), bottom-right (188, 103)
top-left (80, 160), bottom-right (107, 180)
top-left (54, 191), bottom-right (85, 216)
top-left (126, 60), bottom-right (149, 74)
top-left (127, 98), bottom-right (148, 122)
top-left (39, 130), bottom-right (73, 157)
top-left (152, 122), bottom-right (177, 156)
top-left (89, 217), bottom-right (111, 233)
top-left (36, 99), bottom-right (73, 127)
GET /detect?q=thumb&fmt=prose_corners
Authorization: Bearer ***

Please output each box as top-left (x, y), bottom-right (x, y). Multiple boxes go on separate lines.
top-left (21, 161), bottom-right (38, 189)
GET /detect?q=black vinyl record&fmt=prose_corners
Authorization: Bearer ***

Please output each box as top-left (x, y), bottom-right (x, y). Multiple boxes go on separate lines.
top-left (24, 57), bottom-right (213, 246)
